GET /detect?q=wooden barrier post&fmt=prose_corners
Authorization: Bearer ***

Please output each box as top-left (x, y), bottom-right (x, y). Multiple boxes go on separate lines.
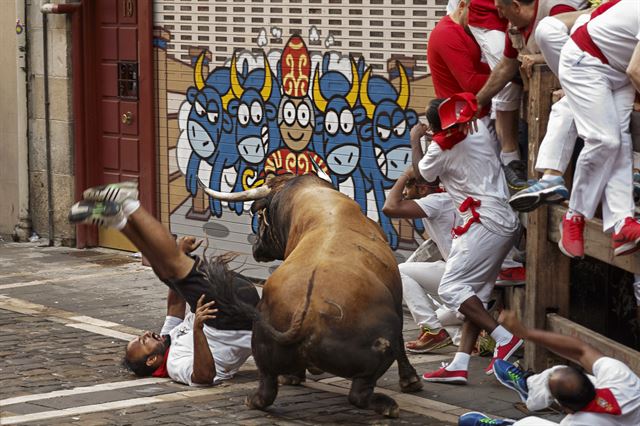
top-left (524, 63), bottom-right (571, 371)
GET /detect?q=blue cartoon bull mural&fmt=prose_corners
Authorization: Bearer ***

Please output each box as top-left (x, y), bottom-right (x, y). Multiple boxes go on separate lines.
top-left (174, 35), bottom-right (423, 251)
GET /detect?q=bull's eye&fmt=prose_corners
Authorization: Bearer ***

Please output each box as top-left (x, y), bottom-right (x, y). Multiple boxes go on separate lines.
top-left (325, 111), bottom-right (338, 136)
top-left (238, 104), bottom-right (250, 126)
top-left (340, 110), bottom-right (354, 134)
top-left (394, 120), bottom-right (406, 137)
top-left (207, 112), bottom-right (219, 124)
top-left (297, 103), bottom-right (310, 127)
top-left (195, 101), bottom-right (206, 117)
top-left (376, 126), bottom-right (391, 141)
top-left (251, 101), bottom-right (263, 124)
top-left (283, 101), bottom-right (296, 125)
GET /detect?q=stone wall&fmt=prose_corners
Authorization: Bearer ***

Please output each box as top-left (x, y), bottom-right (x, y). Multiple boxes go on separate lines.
top-left (26, 0), bottom-right (75, 245)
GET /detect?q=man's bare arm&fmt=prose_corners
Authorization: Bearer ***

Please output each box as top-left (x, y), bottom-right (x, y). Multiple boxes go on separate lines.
top-left (627, 43), bottom-right (640, 93)
top-left (499, 310), bottom-right (603, 374)
top-left (191, 295), bottom-right (218, 384)
top-left (476, 57), bottom-right (520, 108)
top-left (166, 288), bottom-right (186, 319)
top-left (410, 123), bottom-right (429, 181)
top-left (382, 170), bottom-right (429, 219)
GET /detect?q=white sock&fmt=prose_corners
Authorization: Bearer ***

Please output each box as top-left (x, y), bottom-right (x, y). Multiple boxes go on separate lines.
top-left (490, 325), bottom-right (513, 347)
top-left (500, 150), bottom-right (520, 166)
top-left (445, 352), bottom-right (470, 371)
top-left (541, 174), bottom-right (558, 182)
top-left (122, 199), bottom-right (141, 217)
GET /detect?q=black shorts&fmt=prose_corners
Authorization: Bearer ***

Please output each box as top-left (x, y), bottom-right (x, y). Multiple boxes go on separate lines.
top-left (163, 256), bottom-right (259, 331)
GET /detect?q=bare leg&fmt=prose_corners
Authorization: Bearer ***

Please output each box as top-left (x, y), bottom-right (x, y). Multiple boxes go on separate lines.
top-left (496, 110), bottom-right (520, 156)
top-left (458, 296), bottom-right (498, 343)
top-left (457, 319), bottom-right (482, 355)
top-left (120, 207), bottom-right (193, 281)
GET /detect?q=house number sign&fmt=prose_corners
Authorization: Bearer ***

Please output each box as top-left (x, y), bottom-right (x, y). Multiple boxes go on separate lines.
top-left (124, 0), bottom-right (135, 17)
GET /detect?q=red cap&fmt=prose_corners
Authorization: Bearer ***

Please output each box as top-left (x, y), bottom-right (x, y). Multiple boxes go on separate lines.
top-left (438, 93), bottom-right (478, 130)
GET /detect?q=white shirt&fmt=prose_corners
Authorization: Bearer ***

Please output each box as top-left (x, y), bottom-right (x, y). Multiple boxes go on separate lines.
top-left (165, 313), bottom-right (252, 386)
top-left (413, 192), bottom-right (460, 261)
top-left (561, 357), bottom-right (640, 426)
top-left (586, 0), bottom-right (640, 73)
top-left (418, 121), bottom-right (519, 237)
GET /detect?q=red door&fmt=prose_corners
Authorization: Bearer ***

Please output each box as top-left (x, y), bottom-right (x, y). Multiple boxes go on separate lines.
top-left (80, 0), bottom-right (155, 249)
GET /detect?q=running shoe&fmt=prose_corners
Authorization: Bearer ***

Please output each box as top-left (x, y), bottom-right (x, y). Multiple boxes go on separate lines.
top-left (458, 412), bottom-right (515, 426)
top-left (68, 200), bottom-right (124, 228)
top-left (422, 362), bottom-right (468, 385)
top-left (83, 181), bottom-right (138, 203)
top-left (509, 176), bottom-right (569, 212)
top-left (558, 212), bottom-right (585, 259)
top-left (406, 328), bottom-right (452, 353)
top-left (485, 336), bottom-right (524, 376)
top-left (495, 267), bottom-right (526, 287)
top-left (503, 160), bottom-right (529, 194)
top-left (612, 217), bottom-right (640, 256)
top-left (493, 359), bottom-right (530, 402)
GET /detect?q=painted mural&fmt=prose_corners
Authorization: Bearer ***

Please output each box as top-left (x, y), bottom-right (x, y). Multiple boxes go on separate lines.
top-left (154, 26), bottom-right (436, 278)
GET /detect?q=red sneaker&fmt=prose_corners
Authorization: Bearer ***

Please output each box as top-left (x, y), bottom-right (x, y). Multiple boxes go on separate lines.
top-left (558, 213), bottom-right (585, 259)
top-left (612, 217), bottom-right (640, 256)
top-left (496, 267), bottom-right (526, 287)
top-left (422, 364), bottom-right (468, 384)
top-left (485, 336), bottom-right (524, 376)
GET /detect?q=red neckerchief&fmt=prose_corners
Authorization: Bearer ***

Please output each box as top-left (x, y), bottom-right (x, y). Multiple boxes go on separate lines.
top-left (151, 337), bottom-right (171, 378)
top-left (432, 128), bottom-right (466, 150)
top-left (581, 388), bottom-right (622, 415)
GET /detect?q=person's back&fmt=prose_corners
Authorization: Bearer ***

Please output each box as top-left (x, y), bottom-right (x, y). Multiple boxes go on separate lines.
top-left (420, 119), bottom-right (518, 236)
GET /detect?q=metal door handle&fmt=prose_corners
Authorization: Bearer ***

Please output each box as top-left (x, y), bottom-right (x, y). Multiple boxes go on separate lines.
top-left (121, 111), bottom-right (133, 125)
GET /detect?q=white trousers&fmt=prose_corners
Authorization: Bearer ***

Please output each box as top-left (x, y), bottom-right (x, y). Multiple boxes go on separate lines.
top-left (439, 224), bottom-right (516, 312)
top-left (534, 17), bottom-right (578, 174)
top-left (559, 40), bottom-right (636, 232)
top-left (470, 26), bottom-right (522, 112)
top-left (399, 261), bottom-right (462, 345)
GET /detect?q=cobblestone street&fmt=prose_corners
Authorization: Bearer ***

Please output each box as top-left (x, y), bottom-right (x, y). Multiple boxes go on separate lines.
top-left (0, 242), bottom-right (563, 425)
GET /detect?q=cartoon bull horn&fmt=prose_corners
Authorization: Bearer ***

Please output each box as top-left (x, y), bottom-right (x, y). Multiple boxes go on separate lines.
top-left (312, 64), bottom-right (327, 113)
top-left (230, 52), bottom-right (244, 99)
top-left (194, 52), bottom-right (207, 91)
top-left (261, 53), bottom-right (273, 101)
top-left (202, 183), bottom-right (272, 201)
top-left (359, 67), bottom-right (375, 120)
top-left (346, 57), bottom-right (359, 108)
top-left (396, 61), bottom-right (409, 110)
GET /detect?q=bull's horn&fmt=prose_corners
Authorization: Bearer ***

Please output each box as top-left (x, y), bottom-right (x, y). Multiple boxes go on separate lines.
top-left (359, 67), bottom-right (375, 119)
top-left (346, 58), bottom-right (359, 108)
top-left (230, 53), bottom-right (244, 99)
top-left (260, 54), bottom-right (273, 101)
top-left (309, 156), bottom-right (332, 184)
top-left (312, 64), bottom-right (327, 113)
top-left (194, 52), bottom-right (207, 91)
top-left (397, 61), bottom-right (409, 110)
top-left (202, 184), bottom-right (272, 201)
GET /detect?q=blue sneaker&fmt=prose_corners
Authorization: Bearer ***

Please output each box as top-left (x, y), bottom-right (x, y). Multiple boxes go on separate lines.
top-left (509, 175), bottom-right (569, 212)
top-left (493, 359), bottom-right (529, 402)
top-left (458, 412), bottom-right (515, 425)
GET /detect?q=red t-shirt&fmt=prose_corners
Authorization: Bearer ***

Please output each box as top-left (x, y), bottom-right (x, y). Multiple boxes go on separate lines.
top-left (469, 0), bottom-right (508, 32)
top-left (503, 1), bottom-right (577, 59)
top-left (427, 15), bottom-right (491, 98)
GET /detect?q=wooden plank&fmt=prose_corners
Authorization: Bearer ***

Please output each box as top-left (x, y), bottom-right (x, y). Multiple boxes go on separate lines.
top-left (547, 204), bottom-right (640, 274)
top-left (524, 64), bottom-right (570, 372)
top-left (547, 314), bottom-right (640, 375)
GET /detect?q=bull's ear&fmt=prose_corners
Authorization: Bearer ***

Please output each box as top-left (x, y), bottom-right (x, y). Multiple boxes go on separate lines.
top-left (406, 110), bottom-right (418, 127)
top-left (222, 114), bottom-right (233, 133)
top-left (359, 122), bottom-right (372, 140)
top-left (227, 99), bottom-right (239, 116)
top-left (250, 198), bottom-right (269, 214)
top-left (353, 106), bottom-right (367, 124)
top-left (265, 103), bottom-right (277, 120)
top-left (187, 87), bottom-right (198, 104)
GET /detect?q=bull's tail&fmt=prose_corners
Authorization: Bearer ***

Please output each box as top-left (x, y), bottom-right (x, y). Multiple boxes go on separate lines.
top-left (202, 255), bottom-right (315, 345)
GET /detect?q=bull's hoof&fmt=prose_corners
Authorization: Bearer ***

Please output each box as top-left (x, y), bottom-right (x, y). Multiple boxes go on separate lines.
top-left (245, 394), bottom-right (268, 410)
top-left (278, 374), bottom-right (305, 386)
top-left (371, 394), bottom-right (400, 418)
top-left (400, 374), bottom-right (423, 393)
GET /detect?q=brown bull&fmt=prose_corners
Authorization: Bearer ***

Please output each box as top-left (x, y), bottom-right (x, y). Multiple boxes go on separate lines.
top-left (204, 174), bottom-right (422, 417)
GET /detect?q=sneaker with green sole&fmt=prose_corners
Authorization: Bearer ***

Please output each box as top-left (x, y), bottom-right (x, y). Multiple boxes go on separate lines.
top-left (68, 200), bottom-right (124, 228)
